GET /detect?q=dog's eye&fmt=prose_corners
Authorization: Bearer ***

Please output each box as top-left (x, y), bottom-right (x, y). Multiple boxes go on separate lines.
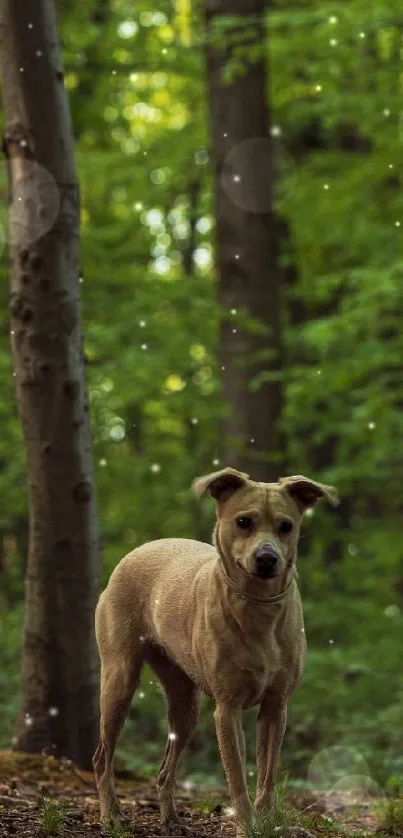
top-left (278, 520), bottom-right (293, 535)
top-left (236, 516), bottom-right (253, 530)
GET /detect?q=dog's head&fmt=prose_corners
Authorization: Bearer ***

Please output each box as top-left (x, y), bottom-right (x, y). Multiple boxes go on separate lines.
top-left (193, 467), bottom-right (339, 580)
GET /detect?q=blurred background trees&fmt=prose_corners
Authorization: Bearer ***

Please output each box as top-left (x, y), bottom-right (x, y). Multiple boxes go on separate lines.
top-left (0, 0), bottom-right (402, 792)
top-left (204, 0), bottom-right (284, 481)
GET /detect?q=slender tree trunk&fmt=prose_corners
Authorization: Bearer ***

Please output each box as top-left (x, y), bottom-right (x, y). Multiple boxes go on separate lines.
top-left (0, 0), bottom-right (101, 769)
top-left (203, 0), bottom-right (283, 481)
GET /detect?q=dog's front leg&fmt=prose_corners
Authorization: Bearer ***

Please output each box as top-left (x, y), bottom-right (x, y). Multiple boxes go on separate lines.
top-left (214, 703), bottom-right (253, 835)
top-left (254, 693), bottom-right (287, 813)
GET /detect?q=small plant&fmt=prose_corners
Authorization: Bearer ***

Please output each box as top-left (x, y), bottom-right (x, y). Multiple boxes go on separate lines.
top-left (238, 776), bottom-right (354, 838)
top-left (240, 778), bottom-right (309, 838)
top-left (42, 799), bottom-right (68, 836)
top-left (377, 797), bottom-right (403, 836)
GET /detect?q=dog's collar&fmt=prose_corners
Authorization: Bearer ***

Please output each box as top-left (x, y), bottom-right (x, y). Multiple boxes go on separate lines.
top-left (218, 560), bottom-right (295, 605)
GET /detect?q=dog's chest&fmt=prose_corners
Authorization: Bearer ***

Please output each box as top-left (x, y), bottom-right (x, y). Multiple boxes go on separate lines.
top-left (218, 635), bottom-right (284, 707)
top-left (194, 607), bottom-right (299, 707)
top-left (148, 563), bottom-right (305, 706)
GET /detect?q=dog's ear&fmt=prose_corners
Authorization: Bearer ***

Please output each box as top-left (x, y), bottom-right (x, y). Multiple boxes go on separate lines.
top-left (192, 467), bottom-right (249, 501)
top-left (278, 475), bottom-right (340, 511)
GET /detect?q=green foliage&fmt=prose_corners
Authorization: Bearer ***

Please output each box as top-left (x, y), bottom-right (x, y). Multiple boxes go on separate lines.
top-left (285, 625), bottom-right (403, 786)
top-left (0, 606), bottom-right (22, 744)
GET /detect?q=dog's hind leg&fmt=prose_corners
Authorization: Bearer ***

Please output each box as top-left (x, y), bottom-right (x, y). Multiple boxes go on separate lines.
top-left (93, 602), bottom-right (143, 823)
top-left (147, 648), bottom-right (200, 833)
top-left (93, 654), bottom-right (142, 822)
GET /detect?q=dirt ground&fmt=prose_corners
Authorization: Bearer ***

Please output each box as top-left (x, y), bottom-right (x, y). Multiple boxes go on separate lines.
top-left (0, 751), bottom-right (399, 837)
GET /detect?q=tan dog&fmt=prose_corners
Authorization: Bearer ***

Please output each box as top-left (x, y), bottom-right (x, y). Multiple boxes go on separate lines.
top-left (93, 467), bottom-right (339, 836)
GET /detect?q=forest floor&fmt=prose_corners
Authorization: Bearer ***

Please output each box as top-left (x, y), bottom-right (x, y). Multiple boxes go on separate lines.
top-left (0, 751), bottom-right (401, 838)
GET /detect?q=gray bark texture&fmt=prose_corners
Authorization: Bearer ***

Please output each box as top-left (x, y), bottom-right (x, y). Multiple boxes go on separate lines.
top-left (204, 0), bottom-right (284, 481)
top-left (0, 0), bottom-right (101, 769)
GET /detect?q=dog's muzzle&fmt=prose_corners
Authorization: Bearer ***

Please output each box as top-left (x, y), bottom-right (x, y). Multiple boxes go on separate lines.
top-left (253, 544), bottom-right (280, 579)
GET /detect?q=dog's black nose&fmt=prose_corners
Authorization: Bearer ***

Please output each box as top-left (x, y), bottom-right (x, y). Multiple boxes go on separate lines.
top-left (254, 546), bottom-right (279, 578)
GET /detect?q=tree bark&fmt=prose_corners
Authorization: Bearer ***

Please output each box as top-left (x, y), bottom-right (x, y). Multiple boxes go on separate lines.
top-left (203, 0), bottom-right (284, 482)
top-left (0, 0), bottom-right (101, 769)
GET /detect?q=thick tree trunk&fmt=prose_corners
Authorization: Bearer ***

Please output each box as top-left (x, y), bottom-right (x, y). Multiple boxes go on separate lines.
top-left (204, 0), bottom-right (283, 482)
top-left (0, 0), bottom-right (101, 769)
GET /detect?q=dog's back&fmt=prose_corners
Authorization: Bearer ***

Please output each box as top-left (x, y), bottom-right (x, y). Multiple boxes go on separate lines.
top-left (102, 537), bottom-right (216, 600)
top-left (95, 538), bottom-right (217, 656)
